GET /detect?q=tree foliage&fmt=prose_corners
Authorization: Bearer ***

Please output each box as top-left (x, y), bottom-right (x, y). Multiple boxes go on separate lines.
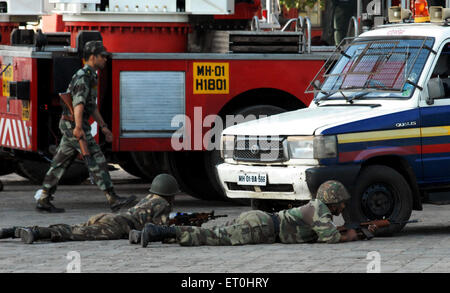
top-left (279, 0), bottom-right (323, 10)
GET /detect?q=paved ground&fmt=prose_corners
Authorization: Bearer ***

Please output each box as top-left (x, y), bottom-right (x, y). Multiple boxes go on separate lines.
top-left (1, 168), bottom-right (450, 273)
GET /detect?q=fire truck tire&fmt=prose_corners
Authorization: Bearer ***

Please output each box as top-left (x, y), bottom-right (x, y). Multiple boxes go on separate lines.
top-left (203, 104), bottom-right (287, 204)
top-left (167, 151), bottom-right (222, 201)
top-left (16, 159), bottom-right (89, 185)
top-left (343, 165), bottom-right (413, 235)
top-left (0, 159), bottom-right (15, 176)
top-left (116, 152), bottom-right (150, 180)
top-left (129, 152), bottom-right (166, 181)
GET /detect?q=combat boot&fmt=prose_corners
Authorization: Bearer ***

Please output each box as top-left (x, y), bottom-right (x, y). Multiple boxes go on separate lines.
top-left (36, 190), bottom-right (65, 213)
top-left (18, 227), bottom-right (52, 244)
top-left (0, 227), bottom-right (21, 239)
top-left (105, 190), bottom-right (137, 212)
top-left (128, 229), bottom-right (142, 244)
top-left (141, 223), bottom-right (176, 248)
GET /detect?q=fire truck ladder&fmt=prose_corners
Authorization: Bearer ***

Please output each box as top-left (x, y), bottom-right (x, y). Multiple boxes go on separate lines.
top-left (229, 16), bottom-right (312, 54)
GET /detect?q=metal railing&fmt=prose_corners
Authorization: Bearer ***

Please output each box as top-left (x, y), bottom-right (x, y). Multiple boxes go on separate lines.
top-left (280, 16), bottom-right (311, 53)
top-left (347, 16), bottom-right (359, 39)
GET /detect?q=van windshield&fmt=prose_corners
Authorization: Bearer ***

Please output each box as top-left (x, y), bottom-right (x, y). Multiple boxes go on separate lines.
top-left (308, 37), bottom-right (435, 101)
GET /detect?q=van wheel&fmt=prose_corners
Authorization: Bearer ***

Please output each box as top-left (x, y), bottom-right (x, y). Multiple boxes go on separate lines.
top-left (343, 165), bottom-right (413, 235)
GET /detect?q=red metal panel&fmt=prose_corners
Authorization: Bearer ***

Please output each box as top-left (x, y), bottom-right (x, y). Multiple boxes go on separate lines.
top-left (0, 57), bottom-right (35, 151)
top-left (111, 59), bottom-right (188, 151)
top-left (112, 57), bottom-right (324, 152)
top-left (41, 14), bottom-right (65, 33)
top-left (0, 22), bottom-right (19, 45)
top-left (65, 22), bottom-right (190, 53)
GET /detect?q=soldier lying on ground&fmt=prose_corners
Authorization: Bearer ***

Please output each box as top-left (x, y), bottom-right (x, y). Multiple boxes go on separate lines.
top-left (0, 174), bottom-right (179, 244)
top-left (134, 180), bottom-right (377, 247)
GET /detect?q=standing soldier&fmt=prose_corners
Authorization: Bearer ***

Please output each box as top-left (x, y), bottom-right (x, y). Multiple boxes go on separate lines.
top-left (0, 174), bottom-right (179, 244)
top-left (34, 40), bottom-right (136, 213)
top-left (322, 0), bottom-right (357, 46)
top-left (138, 180), bottom-right (377, 247)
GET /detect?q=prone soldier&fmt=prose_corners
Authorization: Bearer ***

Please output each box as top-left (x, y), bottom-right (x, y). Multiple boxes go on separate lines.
top-left (0, 174), bottom-right (179, 244)
top-left (137, 180), bottom-right (377, 247)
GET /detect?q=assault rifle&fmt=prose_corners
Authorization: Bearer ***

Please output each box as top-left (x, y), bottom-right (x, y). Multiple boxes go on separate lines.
top-left (59, 92), bottom-right (95, 184)
top-left (169, 210), bottom-right (228, 227)
top-left (337, 219), bottom-right (419, 240)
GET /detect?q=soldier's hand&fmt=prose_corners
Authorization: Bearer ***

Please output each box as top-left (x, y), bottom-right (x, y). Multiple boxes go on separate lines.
top-left (102, 127), bottom-right (113, 143)
top-left (346, 229), bottom-right (358, 241)
top-left (339, 228), bottom-right (359, 242)
top-left (73, 126), bottom-right (86, 140)
top-left (368, 224), bottom-right (377, 233)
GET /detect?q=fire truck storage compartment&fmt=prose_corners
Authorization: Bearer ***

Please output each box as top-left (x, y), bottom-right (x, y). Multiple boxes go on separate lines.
top-left (120, 71), bottom-right (185, 138)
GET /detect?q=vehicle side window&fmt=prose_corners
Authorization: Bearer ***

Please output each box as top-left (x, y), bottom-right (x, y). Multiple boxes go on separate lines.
top-left (431, 42), bottom-right (450, 98)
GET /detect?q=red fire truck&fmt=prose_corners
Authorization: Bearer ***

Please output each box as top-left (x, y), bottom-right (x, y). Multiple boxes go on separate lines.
top-left (0, 0), bottom-right (332, 201)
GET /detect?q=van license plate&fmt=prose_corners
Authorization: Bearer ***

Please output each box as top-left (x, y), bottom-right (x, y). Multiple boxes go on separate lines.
top-left (237, 173), bottom-right (267, 186)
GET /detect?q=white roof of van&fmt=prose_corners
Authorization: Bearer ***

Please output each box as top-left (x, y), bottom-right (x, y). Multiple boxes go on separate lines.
top-left (359, 23), bottom-right (450, 46)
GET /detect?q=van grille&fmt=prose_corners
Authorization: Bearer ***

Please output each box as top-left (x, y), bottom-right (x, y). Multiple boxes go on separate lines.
top-left (233, 136), bottom-right (287, 163)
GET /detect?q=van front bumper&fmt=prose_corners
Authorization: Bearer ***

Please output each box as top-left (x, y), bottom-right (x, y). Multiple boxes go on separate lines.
top-left (217, 163), bottom-right (361, 201)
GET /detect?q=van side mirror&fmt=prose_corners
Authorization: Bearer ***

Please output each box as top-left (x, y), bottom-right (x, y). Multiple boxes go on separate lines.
top-left (426, 77), bottom-right (446, 105)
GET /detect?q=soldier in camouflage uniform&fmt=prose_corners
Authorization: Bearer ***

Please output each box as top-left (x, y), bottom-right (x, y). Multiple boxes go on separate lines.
top-left (139, 180), bottom-right (373, 247)
top-left (35, 40), bottom-right (136, 213)
top-left (0, 174), bottom-right (179, 244)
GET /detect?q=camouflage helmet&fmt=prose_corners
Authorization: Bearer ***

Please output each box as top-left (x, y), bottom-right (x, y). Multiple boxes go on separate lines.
top-left (149, 173), bottom-right (180, 197)
top-left (83, 41), bottom-right (111, 59)
top-left (316, 180), bottom-right (351, 204)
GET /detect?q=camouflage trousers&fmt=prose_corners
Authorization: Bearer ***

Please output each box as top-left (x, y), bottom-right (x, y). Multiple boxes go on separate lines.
top-left (42, 120), bottom-right (113, 195)
top-left (44, 212), bottom-right (138, 242)
top-left (176, 210), bottom-right (277, 246)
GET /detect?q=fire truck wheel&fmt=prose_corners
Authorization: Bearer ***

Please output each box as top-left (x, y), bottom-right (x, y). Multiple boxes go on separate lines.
top-left (203, 104), bottom-right (287, 204)
top-left (16, 159), bottom-right (89, 185)
top-left (343, 165), bottom-right (413, 236)
top-left (167, 151), bottom-right (223, 201)
top-left (129, 152), bottom-right (165, 181)
top-left (0, 159), bottom-right (15, 176)
top-left (117, 152), bottom-right (151, 180)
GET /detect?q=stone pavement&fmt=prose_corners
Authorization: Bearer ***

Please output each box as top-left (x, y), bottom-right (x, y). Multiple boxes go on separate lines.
top-left (1, 169), bottom-right (450, 273)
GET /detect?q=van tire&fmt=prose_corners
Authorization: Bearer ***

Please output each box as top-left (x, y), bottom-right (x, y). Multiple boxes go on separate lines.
top-left (343, 165), bottom-right (413, 235)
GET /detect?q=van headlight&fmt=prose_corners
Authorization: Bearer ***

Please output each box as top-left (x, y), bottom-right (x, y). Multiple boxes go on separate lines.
top-left (287, 135), bottom-right (337, 159)
top-left (221, 135), bottom-right (235, 159)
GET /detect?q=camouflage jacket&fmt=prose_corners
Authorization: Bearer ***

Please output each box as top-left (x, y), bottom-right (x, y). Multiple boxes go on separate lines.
top-left (126, 194), bottom-right (172, 230)
top-left (277, 199), bottom-right (341, 244)
top-left (64, 64), bottom-right (98, 133)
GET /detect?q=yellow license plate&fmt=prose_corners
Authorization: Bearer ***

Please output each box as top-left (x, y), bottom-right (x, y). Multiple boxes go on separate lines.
top-left (193, 62), bottom-right (229, 94)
